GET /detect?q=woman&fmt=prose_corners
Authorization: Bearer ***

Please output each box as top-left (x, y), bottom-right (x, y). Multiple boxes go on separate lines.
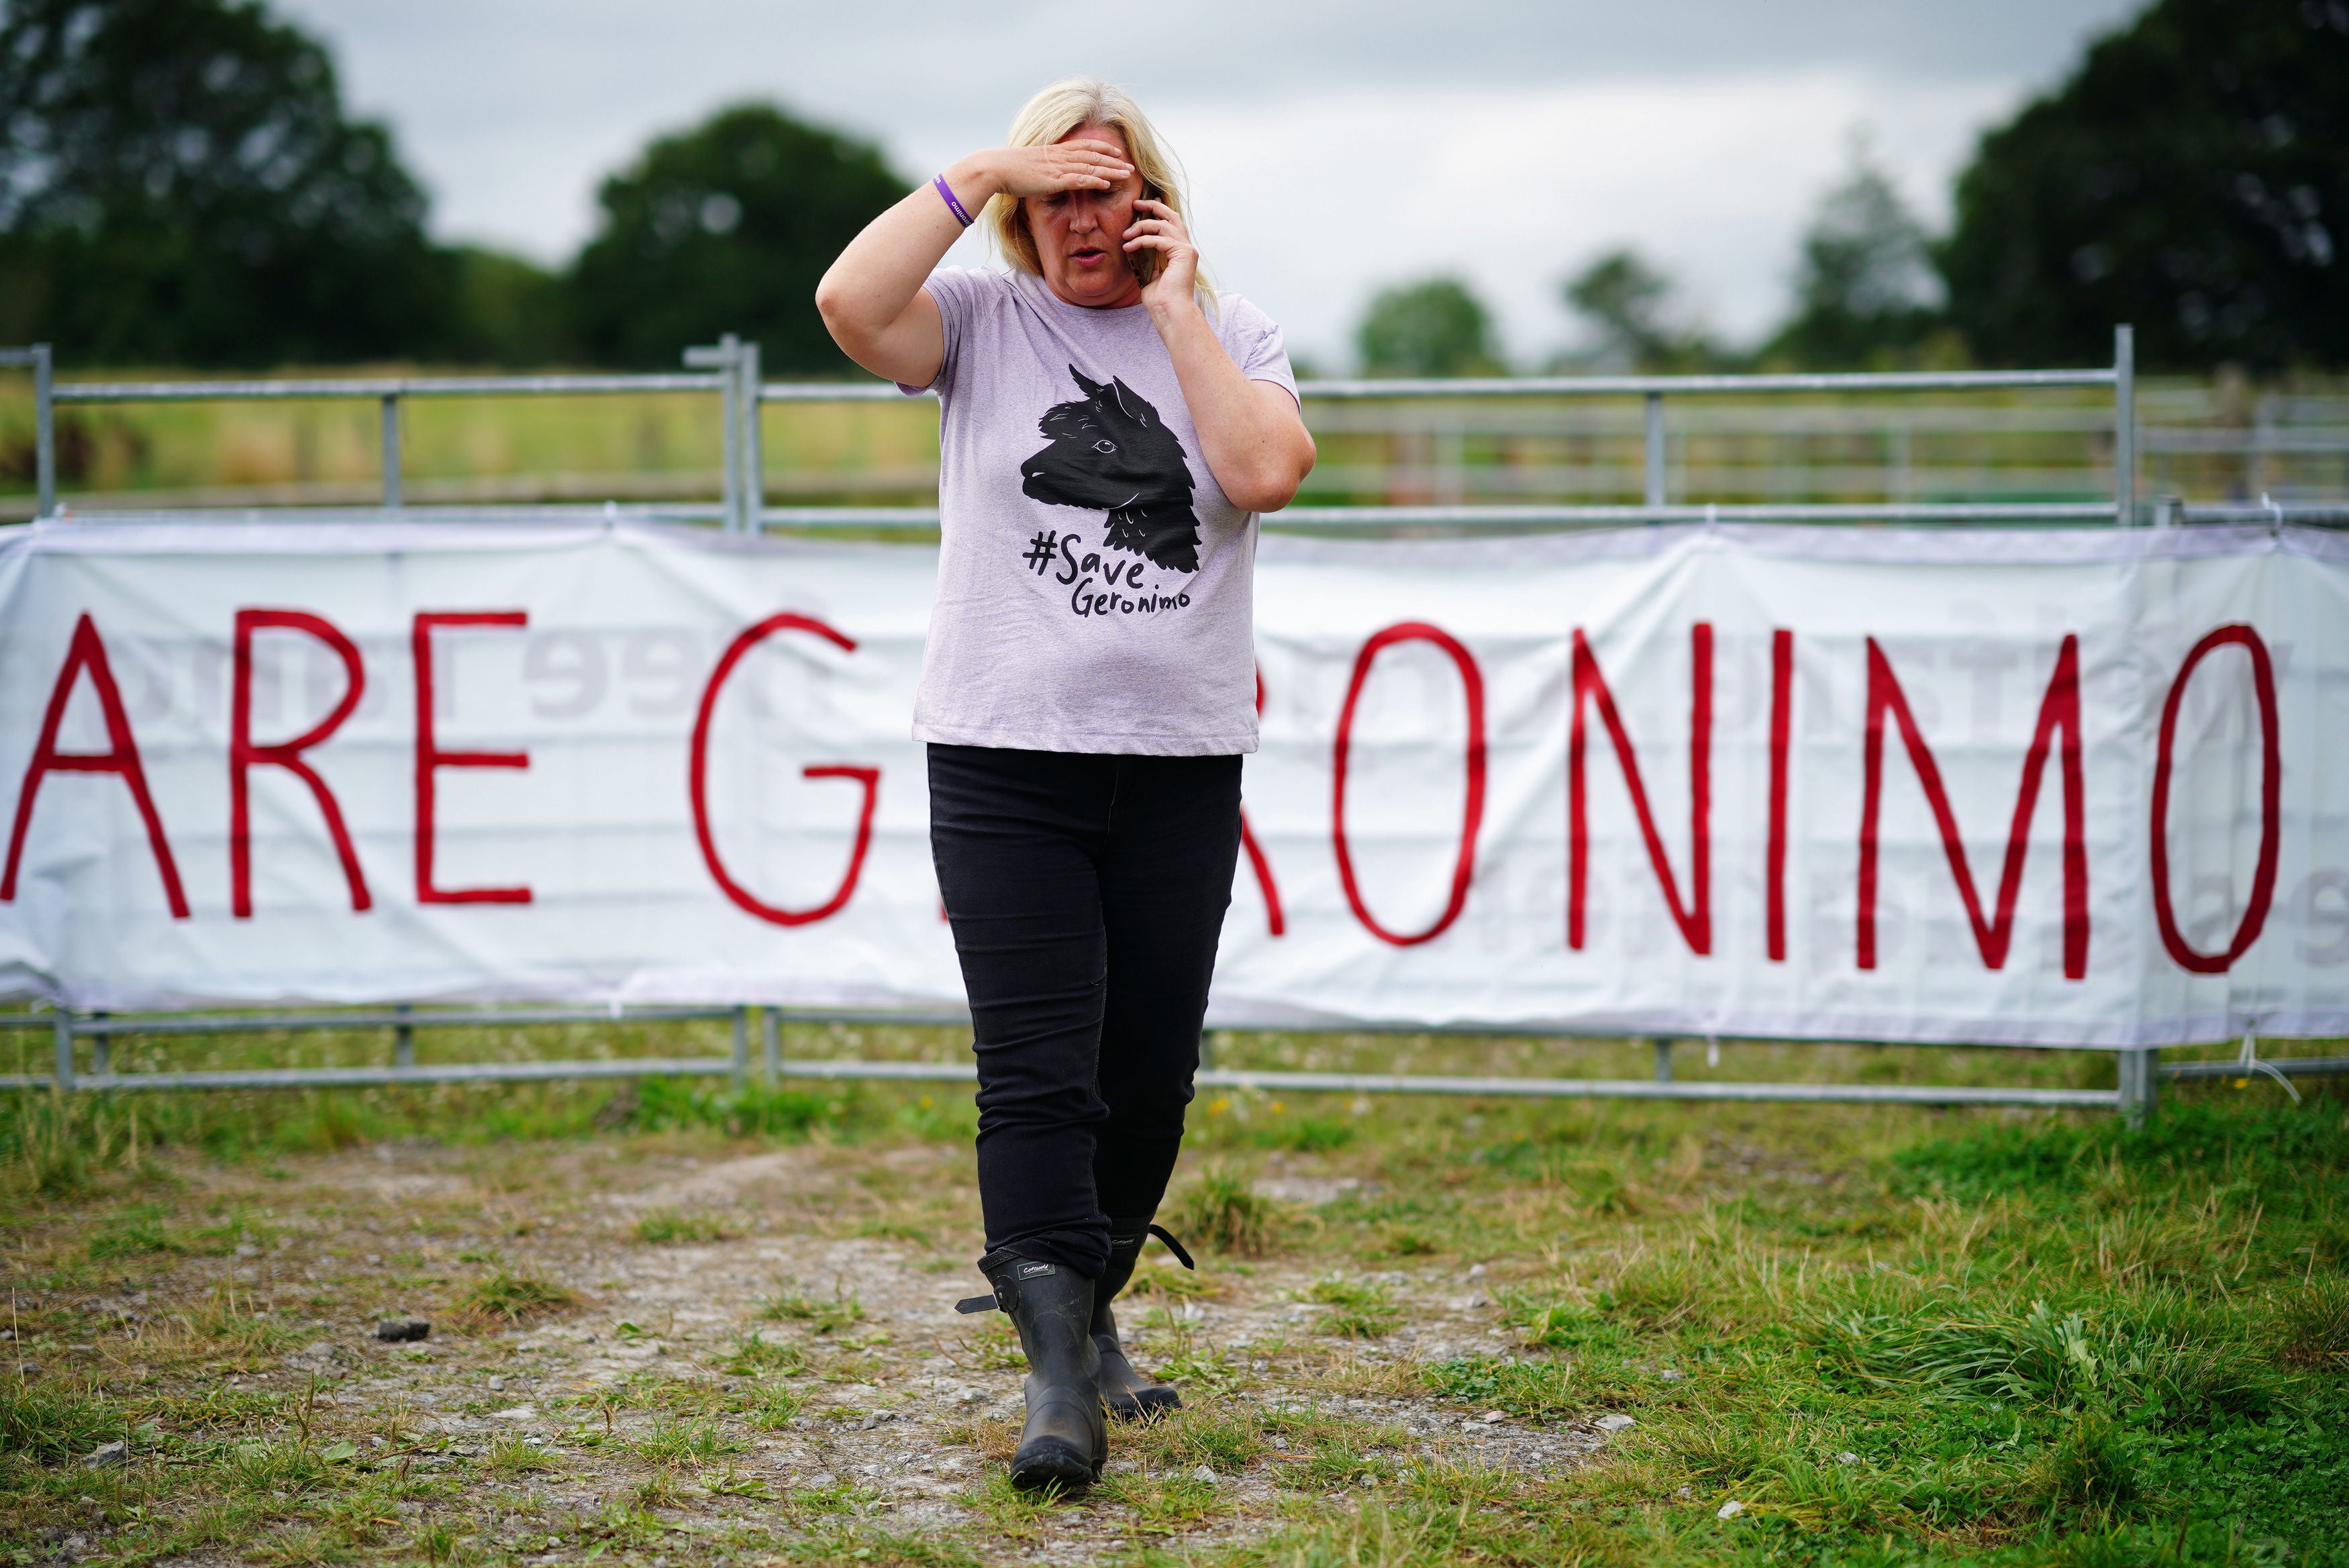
top-left (816, 78), bottom-right (1314, 1489)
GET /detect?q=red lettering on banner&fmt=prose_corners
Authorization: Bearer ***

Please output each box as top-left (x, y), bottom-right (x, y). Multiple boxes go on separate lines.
top-left (1, 613), bottom-right (189, 917)
top-left (689, 613), bottom-right (879, 926)
top-left (1240, 666), bottom-right (1285, 936)
top-left (1766, 628), bottom-right (1794, 962)
top-left (1568, 624), bottom-right (1712, 954)
top-left (412, 612), bottom-right (532, 905)
top-left (1858, 635), bottom-right (2087, 978)
top-left (1240, 819), bottom-right (1286, 937)
top-left (1332, 623), bottom-right (1487, 947)
top-left (232, 610), bottom-right (370, 917)
top-left (2150, 625), bottom-right (2281, 974)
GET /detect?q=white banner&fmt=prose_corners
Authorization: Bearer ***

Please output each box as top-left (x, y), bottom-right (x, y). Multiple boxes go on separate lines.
top-left (1, 517), bottom-right (2344, 1048)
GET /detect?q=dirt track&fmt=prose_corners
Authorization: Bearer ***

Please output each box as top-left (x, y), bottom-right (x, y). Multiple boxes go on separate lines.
top-left (33, 1134), bottom-right (1623, 1565)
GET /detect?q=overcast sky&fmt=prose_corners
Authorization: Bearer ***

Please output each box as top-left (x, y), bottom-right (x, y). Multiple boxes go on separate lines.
top-left (277, 0), bottom-right (2144, 368)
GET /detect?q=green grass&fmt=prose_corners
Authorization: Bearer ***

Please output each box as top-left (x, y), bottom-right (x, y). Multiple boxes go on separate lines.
top-left (634, 1208), bottom-right (734, 1244)
top-left (1166, 1161), bottom-right (1287, 1257)
top-left (1303, 1273), bottom-right (1403, 1338)
top-left (631, 1414), bottom-right (746, 1464)
top-left (0, 1377), bottom-right (123, 1463)
top-left (1, 1018), bottom-right (2342, 1566)
top-left (757, 1285), bottom-right (866, 1334)
top-left (455, 1265), bottom-right (577, 1324)
top-left (0, 1014), bottom-right (977, 1197)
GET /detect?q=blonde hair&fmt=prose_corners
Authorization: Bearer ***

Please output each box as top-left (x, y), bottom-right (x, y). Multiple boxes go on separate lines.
top-left (989, 76), bottom-right (1208, 296)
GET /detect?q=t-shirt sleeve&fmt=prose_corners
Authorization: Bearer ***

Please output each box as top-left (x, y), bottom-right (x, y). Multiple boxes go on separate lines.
top-left (899, 267), bottom-right (979, 396)
top-left (1219, 295), bottom-right (1299, 406)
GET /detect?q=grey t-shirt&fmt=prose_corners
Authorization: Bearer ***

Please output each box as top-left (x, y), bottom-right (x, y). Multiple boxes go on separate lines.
top-left (903, 267), bottom-right (1298, 755)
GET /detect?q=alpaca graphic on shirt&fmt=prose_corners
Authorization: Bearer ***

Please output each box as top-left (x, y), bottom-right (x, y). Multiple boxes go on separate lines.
top-left (1020, 366), bottom-right (1201, 573)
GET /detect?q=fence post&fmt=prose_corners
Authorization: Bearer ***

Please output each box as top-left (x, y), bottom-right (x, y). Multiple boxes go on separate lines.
top-left (738, 341), bottom-right (764, 534)
top-left (1652, 1037), bottom-right (1673, 1083)
top-left (393, 1002), bottom-right (415, 1072)
top-left (685, 336), bottom-right (744, 531)
top-left (34, 344), bottom-right (55, 519)
top-left (380, 395), bottom-right (402, 509)
top-left (731, 1006), bottom-right (750, 1093)
top-left (2113, 325), bottom-right (2135, 526)
top-left (2117, 1047), bottom-right (2158, 1128)
top-left (760, 1007), bottom-right (781, 1083)
top-left (53, 1012), bottom-right (73, 1093)
top-left (1644, 393), bottom-right (1666, 509)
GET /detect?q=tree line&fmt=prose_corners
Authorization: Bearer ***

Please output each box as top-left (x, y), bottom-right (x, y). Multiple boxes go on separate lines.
top-left (0, 0), bottom-right (906, 371)
top-left (0, 0), bottom-right (2340, 376)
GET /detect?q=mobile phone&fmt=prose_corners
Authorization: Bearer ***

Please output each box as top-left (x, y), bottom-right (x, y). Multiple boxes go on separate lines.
top-left (1128, 185), bottom-right (1163, 286)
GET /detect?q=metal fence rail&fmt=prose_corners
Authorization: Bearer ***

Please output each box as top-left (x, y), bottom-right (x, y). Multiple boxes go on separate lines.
top-left (7, 327), bottom-right (2146, 531)
top-left (13, 1001), bottom-right (2344, 1125)
top-left (9, 326), bottom-right (2348, 532)
top-left (1, 1004), bottom-right (2134, 1110)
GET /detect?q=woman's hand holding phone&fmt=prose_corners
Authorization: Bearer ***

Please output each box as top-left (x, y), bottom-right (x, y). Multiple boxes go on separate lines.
top-left (1125, 199), bottom-right (1201, 316)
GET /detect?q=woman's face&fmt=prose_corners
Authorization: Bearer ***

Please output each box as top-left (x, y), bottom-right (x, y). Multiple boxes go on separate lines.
top-left (1025, 122), bottom-right (1148, 309)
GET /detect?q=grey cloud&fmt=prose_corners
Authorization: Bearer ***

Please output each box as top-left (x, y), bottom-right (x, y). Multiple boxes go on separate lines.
top-left (287, 0), bottom-right (2144, 143)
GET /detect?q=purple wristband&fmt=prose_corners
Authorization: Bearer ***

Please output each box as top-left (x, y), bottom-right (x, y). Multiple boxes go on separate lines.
top-left (932, 174), bottom-right (974, 228)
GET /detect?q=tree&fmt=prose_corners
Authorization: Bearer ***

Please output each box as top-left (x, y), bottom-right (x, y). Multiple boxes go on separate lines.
top-left (0, 0), bottom-right (456, 365)
top-left (569, 104), bottom-right (908, 374)
top-left (1354, 277), bottom-right (1503, 377)
top-left (1560, 250), bottom-right (1720, 372)
top-left (1939, 0), bottom-right (2349, 371)
top-left (1762, 140), bottom-right (1949, 369)
top-left (446, 248), bottom-right (574, 366)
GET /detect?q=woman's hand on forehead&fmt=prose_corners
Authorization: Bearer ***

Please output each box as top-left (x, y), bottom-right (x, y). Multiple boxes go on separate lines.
top-left (991, 140), bottom-right (1135, 201)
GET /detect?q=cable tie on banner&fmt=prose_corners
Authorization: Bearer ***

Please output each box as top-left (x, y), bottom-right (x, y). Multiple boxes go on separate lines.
top-left (2238, 1031), bottom-right (2301, 1103)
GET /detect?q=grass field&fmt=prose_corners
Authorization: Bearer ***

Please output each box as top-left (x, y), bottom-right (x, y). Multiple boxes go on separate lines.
top-left (1, 1023), bottom-right (2344, 1567)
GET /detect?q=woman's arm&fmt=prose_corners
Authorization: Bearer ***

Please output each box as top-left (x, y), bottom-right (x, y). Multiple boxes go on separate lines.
top-left (1127, 200), bottom-right (1317, 513)
top-left (815, 143), bottom-right (1138, 387)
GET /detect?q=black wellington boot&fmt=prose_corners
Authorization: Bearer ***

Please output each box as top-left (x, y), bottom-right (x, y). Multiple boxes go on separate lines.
top-left (1092, 1221), bottom-right (1195, 1422)
top-left (957, 1257), bottom-right (1104, 1490)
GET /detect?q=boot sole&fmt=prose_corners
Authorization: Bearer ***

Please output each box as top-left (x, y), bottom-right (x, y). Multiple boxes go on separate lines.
top-left (1009, 1436), bottom-right (1099, 1491)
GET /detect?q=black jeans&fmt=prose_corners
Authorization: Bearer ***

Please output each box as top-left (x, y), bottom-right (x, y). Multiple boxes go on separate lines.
top-left (928, 743), bottom-right (1243, 1279)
